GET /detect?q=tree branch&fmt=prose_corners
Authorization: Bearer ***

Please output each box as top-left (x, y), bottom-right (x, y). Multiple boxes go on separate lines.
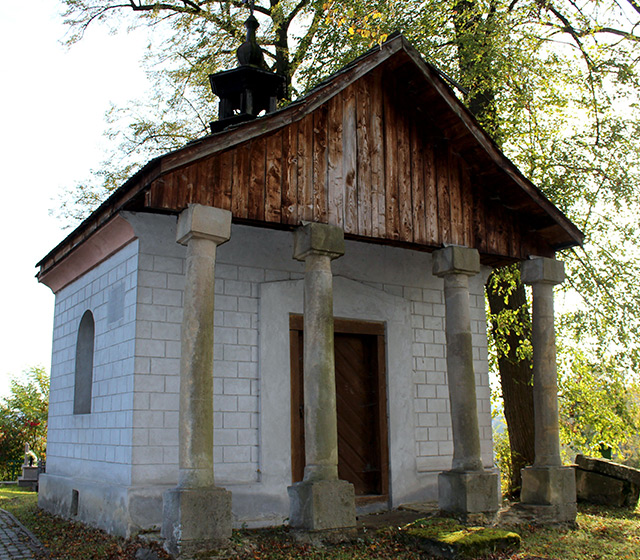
top-left (226, 0), bottom-right (271, 16)
top-left (290, 6), bottom-right (322, 74)
top-left (535, 0), bottom-right (603, 143)
top-left (65, 4), bottom-right (134, 43)
top-left (127, 0), bottom-right (271, 16)
top-left (595, 27), bottom-right (640, 41)
top-left (129, 1), bottom-right (200, 13)
top-left (181, 0), bottom-right (202, 10)
top-left (624, 0), bottom-right (640, 16)
top-left (284, 0), bottom-right (309, 28)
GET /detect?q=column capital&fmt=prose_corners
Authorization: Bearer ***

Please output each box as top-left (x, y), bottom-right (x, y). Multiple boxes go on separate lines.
top-left (176, 204), bottom-right (232, 246)
top-left (293, 222), bottom-right (344, 261)
top-left (432, 246), bottom-right (480, 278)
top-left (521, 257), bottom-right (565, 286)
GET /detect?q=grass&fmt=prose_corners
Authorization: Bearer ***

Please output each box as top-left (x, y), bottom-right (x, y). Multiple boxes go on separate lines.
top-left (1, 485), bottom-right (639, 559)
top-left (507, 503), bottom-right (640, 560)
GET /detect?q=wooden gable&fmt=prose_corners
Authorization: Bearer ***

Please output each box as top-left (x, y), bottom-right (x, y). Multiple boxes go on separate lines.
top-left (38, 35), bottom-right (582, 280)
top-left (144, 70), bottom-right (567, 263)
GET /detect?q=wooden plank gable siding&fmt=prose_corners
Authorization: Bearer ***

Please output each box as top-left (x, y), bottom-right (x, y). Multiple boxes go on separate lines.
top-left (146, 71), bottom-right (554, 261)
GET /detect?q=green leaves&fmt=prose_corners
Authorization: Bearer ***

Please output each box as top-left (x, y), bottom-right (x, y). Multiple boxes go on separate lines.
top-left (486, 265), bottom-right (533, 371)
top-left (557, 347), bottom-right (638, 458)
top-left (0, 366), bottom-right (49, 460)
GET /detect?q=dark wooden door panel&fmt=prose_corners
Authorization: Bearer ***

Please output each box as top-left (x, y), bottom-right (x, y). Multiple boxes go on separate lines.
top-left (290, 317), bottom-right (389, 499)
top-left (290, 329), bottom-right (305, 484)
top-left (335, 333), bottom-right (381, 495)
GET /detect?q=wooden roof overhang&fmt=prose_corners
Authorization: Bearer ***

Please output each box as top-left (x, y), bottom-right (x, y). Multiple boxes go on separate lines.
top-left (37, 34), bottom-right (583, 286)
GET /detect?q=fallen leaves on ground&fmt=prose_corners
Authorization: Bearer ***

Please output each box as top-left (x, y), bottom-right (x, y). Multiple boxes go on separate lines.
top-left (28, 507), bottom-right (171, 560)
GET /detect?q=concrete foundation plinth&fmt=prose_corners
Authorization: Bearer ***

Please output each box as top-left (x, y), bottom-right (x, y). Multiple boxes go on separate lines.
top-left (162, 486), bottom-right (232, 558)
top-left (288, 479), bottom-right (356, 531)
top-left (438, 470), bottom-right (500, 515)
top-left (520, 466), bottom-right (576, 507)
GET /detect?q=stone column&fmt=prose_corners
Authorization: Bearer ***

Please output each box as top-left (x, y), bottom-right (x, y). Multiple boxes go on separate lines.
top-left (432, 246), bottom-right (500, 517)
top-left (288, 222), bottom-right (356, 532)
top-left (520, 257), bottom-right (576, 523)
top-left (162, 204), bottom-right (233, 558)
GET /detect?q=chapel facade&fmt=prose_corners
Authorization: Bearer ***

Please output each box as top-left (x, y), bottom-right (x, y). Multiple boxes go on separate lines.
top-left (37, 34), bottom-right (581, 555)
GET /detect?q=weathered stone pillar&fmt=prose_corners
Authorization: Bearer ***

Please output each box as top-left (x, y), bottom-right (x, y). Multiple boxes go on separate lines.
top-left (432, 246), bottom-right (500, 518)
top-left (162, 204), bottom-right (232, 558)
top-left (520, 257), bottom-right (576, 523)
top-left (288, 222), bottom-right (356, 532)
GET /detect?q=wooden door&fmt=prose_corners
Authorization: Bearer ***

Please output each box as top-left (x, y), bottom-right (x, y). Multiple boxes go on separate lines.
top-left (290, 316), bottom-right (389, 502)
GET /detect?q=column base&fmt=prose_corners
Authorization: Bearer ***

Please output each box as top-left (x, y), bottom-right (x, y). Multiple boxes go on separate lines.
top-left (438, 470), bottom-right (501, 518)
top-left (162, 486), bottom-right (232, 558)
top-left (521, 466), bottom-right (576, 508)
top-left (288, 479), bottom-right (356, 531)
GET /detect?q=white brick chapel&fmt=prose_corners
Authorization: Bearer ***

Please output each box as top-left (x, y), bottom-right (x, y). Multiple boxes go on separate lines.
top-left (37, 34), bottom-right (582, 548)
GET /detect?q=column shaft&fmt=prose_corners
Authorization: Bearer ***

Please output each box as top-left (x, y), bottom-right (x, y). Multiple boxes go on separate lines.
top-left (433, 246), bottom-right (499, 517)
top-left (530, 281), bottom-right (562, 467)
top-left (288, 222), bottom-right (355, 532)
top-left (443, 272), bottom-right (483, 472)
top-left (179, 236), bottom-right (217, 488)
top-left (163, 204), bottom-right (233, 556)
top-left (519, 257), bottom-right (575, 521)
top-left (302, 252), bottom-right (339, 481)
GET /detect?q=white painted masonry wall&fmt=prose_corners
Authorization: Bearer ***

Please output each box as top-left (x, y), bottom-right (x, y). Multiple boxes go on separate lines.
top-left (39, 239), bottom-right (140, 535)
top-left (42, 211), bottom-right (494, 534)
top-left (122, 213), bottom-right (493, 526)
top-left (45, 240), bottom-right (138, 483)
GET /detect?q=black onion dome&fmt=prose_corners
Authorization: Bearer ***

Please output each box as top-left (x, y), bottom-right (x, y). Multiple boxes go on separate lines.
top-left (236, 15), bottom-right (267, 69)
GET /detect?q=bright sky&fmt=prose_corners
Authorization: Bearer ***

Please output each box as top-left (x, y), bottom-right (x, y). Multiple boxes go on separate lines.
top-left (0, 0), bottom-right (150, 396)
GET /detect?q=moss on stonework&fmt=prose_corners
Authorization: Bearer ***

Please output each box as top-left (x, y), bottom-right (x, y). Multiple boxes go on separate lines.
top-left (400, 518), bottom-right (520, 559)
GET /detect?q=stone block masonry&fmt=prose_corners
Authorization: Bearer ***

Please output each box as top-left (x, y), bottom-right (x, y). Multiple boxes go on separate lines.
top-left (45, 240), bottom-right (139, 485)
top-left (42, 212), bottom-right (496, 533)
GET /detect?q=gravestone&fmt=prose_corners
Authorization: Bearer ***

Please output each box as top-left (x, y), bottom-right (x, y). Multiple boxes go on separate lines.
top-left (17, 443), bottom-right (40, 490)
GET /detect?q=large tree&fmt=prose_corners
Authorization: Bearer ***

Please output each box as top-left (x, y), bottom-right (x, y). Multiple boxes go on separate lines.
top-left (60, 0), bottom-right (640, 493)
top-left (314, 0), bottom-right (640, 491)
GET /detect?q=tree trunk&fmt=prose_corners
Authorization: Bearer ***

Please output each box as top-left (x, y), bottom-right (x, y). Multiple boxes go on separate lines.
top-left (453, 0), bottom-right (535, 495)
top-left (486, 271), bottom-right (535, 495)
top-left (453, 0), bottom-right (500, 139)
top-left (274, 16), bottom-right (292, 100)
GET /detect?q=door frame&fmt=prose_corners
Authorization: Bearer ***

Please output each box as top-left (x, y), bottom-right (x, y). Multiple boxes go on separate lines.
top-left (289, 314), bottom-right (390, 505)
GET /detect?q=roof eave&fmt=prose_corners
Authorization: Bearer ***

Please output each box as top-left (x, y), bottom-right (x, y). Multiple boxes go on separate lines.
top-left (398, 36), bottom-right (583, 249)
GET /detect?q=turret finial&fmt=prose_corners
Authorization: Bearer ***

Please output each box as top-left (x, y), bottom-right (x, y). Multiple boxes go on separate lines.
top-left (236, 0), bottom-right (266, 68)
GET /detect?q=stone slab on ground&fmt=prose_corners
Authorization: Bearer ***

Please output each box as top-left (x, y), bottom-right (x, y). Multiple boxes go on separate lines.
top-left (398, 517), bottom-right (520, 559)
top-left (575, 454), bottom-right (640, 508)
top-left (576, 455), bottom-right (640, 485)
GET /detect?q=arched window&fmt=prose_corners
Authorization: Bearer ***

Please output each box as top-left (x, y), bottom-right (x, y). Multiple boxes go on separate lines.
top-left (74, 310), bottom-right (95, 415)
